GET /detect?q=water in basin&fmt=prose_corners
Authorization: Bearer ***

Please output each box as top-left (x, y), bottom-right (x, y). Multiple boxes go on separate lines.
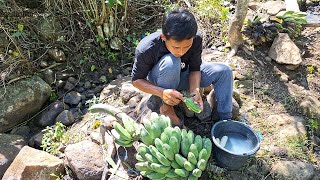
top-left (221, 133), bottom-right (255, 155)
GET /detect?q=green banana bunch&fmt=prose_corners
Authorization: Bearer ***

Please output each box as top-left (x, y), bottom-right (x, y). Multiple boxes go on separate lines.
top-left (276, 11), bottom-right (307, 25)
top-left (140, 112), bottom-right (171, 146)
top-left (111, 114), bottom-right (140, 147)
top-left (136, 118), bottom-right (213, 179)
top-left (276, 11), bottom-right (307, 38)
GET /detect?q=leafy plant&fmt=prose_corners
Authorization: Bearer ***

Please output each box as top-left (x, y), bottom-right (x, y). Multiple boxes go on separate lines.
top-left (244, 11), bottom-right (307, 46)
top-left (50, 92), bottom-right (59, 102)
top-left (85, 95), bottom-right (100, 108)
top-left (78, 0), bottom-right (128, 49)
top-left (275, 11), bottom-right (307, 38)
top-left (41, 122), bottom-right (68, 155)
top-left (11, 23), bottom-right (26, 38)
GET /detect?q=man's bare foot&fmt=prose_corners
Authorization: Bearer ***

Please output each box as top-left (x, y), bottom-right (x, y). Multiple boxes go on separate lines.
top-left (160, 103), bottom-right (183, 127)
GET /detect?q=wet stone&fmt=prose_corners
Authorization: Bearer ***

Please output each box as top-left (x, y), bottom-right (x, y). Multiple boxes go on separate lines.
top-left (67, 77), bottom-right (77, 85)
top-left (64, 81), bottom-right (75, 91)
top-left (64, 91), bottom-right (82, 105)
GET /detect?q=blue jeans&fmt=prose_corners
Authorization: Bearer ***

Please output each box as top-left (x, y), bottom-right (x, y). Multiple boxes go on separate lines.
top-left (148, 54), bottom-right (233, 120)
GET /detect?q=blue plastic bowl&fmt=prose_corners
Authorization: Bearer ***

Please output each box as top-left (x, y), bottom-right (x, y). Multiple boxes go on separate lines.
top-left (211, 120), bottom-right (260, 170)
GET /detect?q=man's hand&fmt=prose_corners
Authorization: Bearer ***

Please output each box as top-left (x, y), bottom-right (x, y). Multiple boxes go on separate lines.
top-left (162, 89), bottom-right (185, 106)
top-left (190, 88), bottom-right (204, 112)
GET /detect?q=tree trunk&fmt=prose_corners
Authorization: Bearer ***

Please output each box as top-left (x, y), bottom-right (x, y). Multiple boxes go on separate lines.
top-left (227, 0), bottom-right (249, 57)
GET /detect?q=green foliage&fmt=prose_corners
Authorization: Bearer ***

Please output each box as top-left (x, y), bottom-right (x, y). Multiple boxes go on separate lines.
top-left (193, 0), bottom-right (222, 20)
top-left (50, 92), bottom-right (59, 102)
top-left (11, 23), bottom-right (26, 38)
top-left (192, 0), bottom-right (230, 44)
top-left (85, 95), bottom-right (100, 108)
top-left (307, 116), bottom-right (319, 132)
top-left (307, 65), bottom-right (316, 76)
top-left (41, 122), bottom-right (68, 155)
top-left (276, 11), bottom-right (307, 38)
top-left (91, 64), bottom-right (96, 72)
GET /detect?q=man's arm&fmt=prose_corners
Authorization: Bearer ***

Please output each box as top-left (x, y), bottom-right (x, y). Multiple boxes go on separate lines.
top-left (132, 79), bottom-right (184, 106)
top-left (132, 79), bottom-right (164, 98)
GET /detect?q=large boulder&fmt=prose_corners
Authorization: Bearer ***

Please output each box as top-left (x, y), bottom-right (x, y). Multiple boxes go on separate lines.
top-left (2, 146), bottom-right (64, 180)
top-left (299, 96), bottom-right (320, 136)
top-left (0, 76), bottom-right (51, 132)
top-left (64, 140), bottom-right (104, 180)
top-left (267, 114), bottom-right (306, 139)
top-left (0, 134), bottom-right (26, 179)
top-left (38, 16), bottom-right (62, 41)
top-left (268, 33), bottom-right (302, 69)
top-left (271, 160), bottom-right (315, 180)
top-left (260, 1), bottom-right (286, 15)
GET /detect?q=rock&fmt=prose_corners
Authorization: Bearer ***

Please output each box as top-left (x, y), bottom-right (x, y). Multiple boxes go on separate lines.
top-left (39, 60), bottom-right (48, 68)
top-left (100, 76), bottom-right (133, 101)
top-left (235, 80), bottom-right (253, 89)
top-left (271, 161), bottom-right (315, 180)
top-left (0, 134), bottom-right (26, 178)
top-left (41, 69), bottom-right (54, 85)
top-left (84, 81), bottom-right (91, 89)
top-left (268, 33), bottom-right (302, 68)
top-left (56, 80), bottom-right (65, 89)
top-left (65, 140), bottom-right (104, 180)
top-left (64, 81), bottom-right (75, 91)
top-left (67, 77), bottom-right (78, 85)
top-left (48, 48), bottom-right (66, 63)
top-left (260, 1), bottom-right (286, 15)
top-left (37, 101), bottom-right (69, 127)
top-left (10, 126), bottom-right (31, 138)
top-left (299, 96), bottom-right (320, 136)
top-left (248, 2), bottom-right (262, 11)
top-left (280, 74), bottom-right (289, 82)
top-left (28, 132), bottom-right (43, 149)
top-left (314, 136), bottom-right (320, 146)
top-left (195, 101), bottom-right (211, 121)
top-left (234, 72), bottom-right (247, 80)
top-left (134, 95), bottom-right (153, 121)
top-left (265, 56), bottom-right (272, 62)
top-left (2, 146), bottom-right (64, 180)
top-left (267, 114), bottom-right (306, 139)
top-left (269, 145), bottom-right (288, 157)
top-left (56, 73), bottom-right (74, 81)
top-left (90, 131), bottom-right (103, 145)
top-left (0, 76), bottom-right (51, 132)
top-left (38, 16), bottom-right (62, 41)
top-left (64, 91), bottom-right (82, 105)
top-left (123, 67), bottom-right (132, 76)
top-left (120, 82), bottom-right (146, 103)
top-left (55, 110), bottom-right (75, 126)
top-left (94, 85), bottom-right (104, 94)
top-left (207, 89), bottom-right (240, 120)
top-left (285, 64), bottom-right (300, 70)
top-left (128, 95), bottom-right (143, 108)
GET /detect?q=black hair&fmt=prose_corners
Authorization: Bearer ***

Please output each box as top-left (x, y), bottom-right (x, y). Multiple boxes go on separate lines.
top-left (162, 8), bottom-right (198, 41)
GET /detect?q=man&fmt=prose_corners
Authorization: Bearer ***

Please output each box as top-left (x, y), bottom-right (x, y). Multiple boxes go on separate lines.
top-left (131, 8), bottom-right (233, 127)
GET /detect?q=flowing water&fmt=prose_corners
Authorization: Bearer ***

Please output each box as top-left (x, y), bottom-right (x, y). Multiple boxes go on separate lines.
top-left (221, 133), bottom-right (256, 155)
